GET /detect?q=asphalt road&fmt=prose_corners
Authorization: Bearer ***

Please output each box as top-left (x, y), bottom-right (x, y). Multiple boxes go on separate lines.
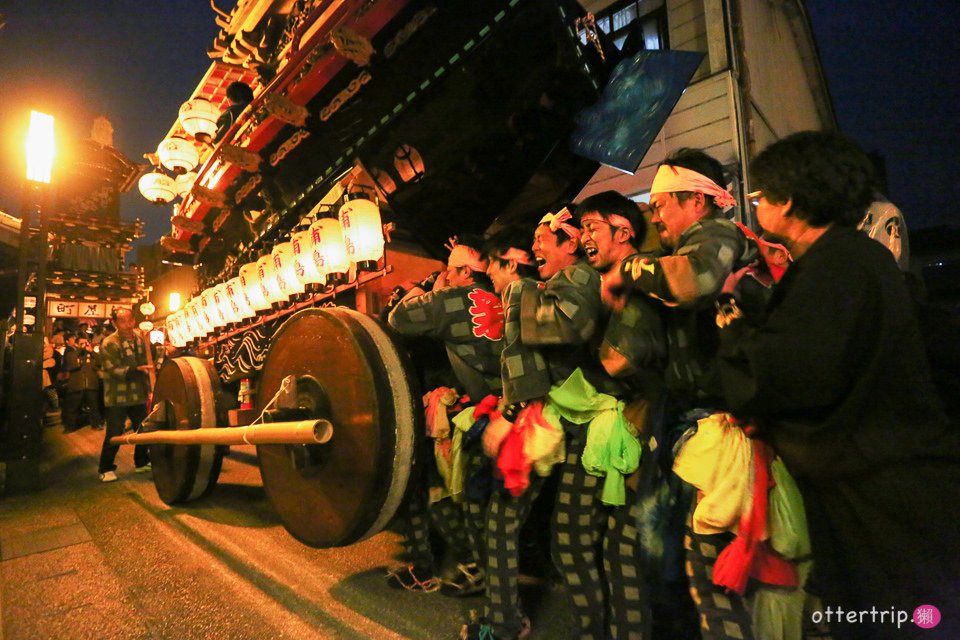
top-left (0, 426), bottom-right (570, 640)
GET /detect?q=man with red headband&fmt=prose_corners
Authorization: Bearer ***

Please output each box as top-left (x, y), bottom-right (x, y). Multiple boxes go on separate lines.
top-left (387, 234), bottom-right (504, 597)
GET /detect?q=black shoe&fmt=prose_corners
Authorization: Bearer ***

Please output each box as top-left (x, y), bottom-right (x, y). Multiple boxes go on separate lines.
top-left (441, 562), bottom-right (485, 597)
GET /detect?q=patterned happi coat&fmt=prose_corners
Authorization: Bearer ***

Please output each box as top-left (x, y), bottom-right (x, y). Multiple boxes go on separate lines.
top-left (388, 282), bottom-right (504, 400)
top-left (99, 331), bottom-right (149, 408)
top-left (617, 215), bottom-right (756, 405)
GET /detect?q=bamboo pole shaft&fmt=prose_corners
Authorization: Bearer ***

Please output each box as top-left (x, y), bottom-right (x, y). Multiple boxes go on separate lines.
top-left (110, 419), bottom-right (333, 447)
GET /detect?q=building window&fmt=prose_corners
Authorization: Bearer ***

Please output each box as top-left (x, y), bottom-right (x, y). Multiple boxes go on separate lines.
top-left (581, 1), bottom-right (668, 53)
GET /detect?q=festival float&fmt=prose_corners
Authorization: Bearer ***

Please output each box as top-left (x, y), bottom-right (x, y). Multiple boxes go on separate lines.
top-left (118, 0), bottom-right (701, 548)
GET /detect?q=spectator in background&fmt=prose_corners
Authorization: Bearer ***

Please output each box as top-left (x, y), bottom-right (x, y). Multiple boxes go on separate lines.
top-left (41, 336), bottom-right (59, 417)
top-left (62, 336), bottom-right (104, 432)
top-left (60, 332), bottom-right (81, 431)
top-left (97, 309), bottom-right (152, 482)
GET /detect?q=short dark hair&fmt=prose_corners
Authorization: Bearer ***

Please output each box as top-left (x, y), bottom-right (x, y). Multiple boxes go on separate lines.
top-left (484, 226), bottom-right (539, 279)
top-left (661, 148), bottom-right (726, 212)
top-left (226, 81), bottom-right (254, 106)
top-left (454, 232), bottom-right (485, 255)
top-left (750, 131), bottom-right (876, 227)
top-left (574, 191), bottom-right (645, 249)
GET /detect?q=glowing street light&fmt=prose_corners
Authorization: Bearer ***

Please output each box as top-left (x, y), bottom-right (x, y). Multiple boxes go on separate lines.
top-left (26, 110), bottom-right (55, 184)
top-left (169, 292), bottom-right (181, 312)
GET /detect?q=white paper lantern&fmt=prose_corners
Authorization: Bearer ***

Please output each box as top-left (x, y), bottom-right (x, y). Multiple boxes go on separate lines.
top-left (291, 229), bottom-right (324, 286)
top-left (185, 300), bottom-right (206, 338)
top-left (339, 198), bottom-right (384, 267)
top-left (213, 283), bottom-right (239, 325)
top-left (272, 242), bottom-right (305, 297)
top-left (179, 97), bottom-right (221, 141)
top-left (256, 254), bottom-right (285, 304)
top-left (167, 311), bottom-right (186, 347)
top-left (139, 302), bottom-right (156, 316)
top-left (157, 137), bottom-right (200, 174)
top-left (239, 262), bottom-right (270, 312)
top-left (174, 171), bottom-right (197, 198)
top-left (225, 277), bottom-right (255, 320)
top-left (139, 172), bottom-right (177, 204)
top-left (139, 321), bottom-right (154, 332)
top-left (310, 218), bottom-right (350, 276)
top-left (200, 288), bottom-right (225, 329)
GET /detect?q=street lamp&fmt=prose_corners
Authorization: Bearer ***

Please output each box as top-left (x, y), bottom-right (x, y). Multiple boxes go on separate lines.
top-left (169, 292), bottom-right (181, 312)
top-left (6, 110), bottom-right (56, 493)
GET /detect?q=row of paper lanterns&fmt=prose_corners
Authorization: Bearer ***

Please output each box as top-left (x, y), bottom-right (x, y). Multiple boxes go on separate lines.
top-left (165, 199), bottom-right (384, 347)
top-left (138, 98), bottom-right (221, 204)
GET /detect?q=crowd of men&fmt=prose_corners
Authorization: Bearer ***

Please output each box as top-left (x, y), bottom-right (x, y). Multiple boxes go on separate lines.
top-left (382, 133), bottom-right (959, 640)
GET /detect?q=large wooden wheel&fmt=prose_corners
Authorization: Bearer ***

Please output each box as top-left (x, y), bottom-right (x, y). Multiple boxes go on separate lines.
top-left (149, 357), bottom-right (227, 504)
top-left (256, 307), bottom-right (417, 548)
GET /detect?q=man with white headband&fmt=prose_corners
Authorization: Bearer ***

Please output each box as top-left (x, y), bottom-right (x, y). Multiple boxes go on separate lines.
top-left (600, 149), bottom-right (761, 639)
top-left (602, 149), bottom-right (757, 395)
top-left (482, 207), bottom-right (632, 639)
top-left (387, 234), bottom-right (504, 598)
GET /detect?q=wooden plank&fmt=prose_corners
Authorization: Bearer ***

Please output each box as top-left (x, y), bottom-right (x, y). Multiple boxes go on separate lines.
top-left (668, 0), bottom-right (702, 30)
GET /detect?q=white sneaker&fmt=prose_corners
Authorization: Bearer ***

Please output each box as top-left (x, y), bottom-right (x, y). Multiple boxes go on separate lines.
top-left (135, 463), bottom-right (152, 474)
top-left (99, 471), bottom-right (118, 483)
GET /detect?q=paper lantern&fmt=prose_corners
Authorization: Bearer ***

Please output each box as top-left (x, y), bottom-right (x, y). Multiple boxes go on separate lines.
top-left (174, 171), bottom-right (197, 198)
top-left (139, 302), bottom-right (156, 316)
top-left (272, 242), bottom-right (305, 297)
top-left (239, 262), bottom-right (270, 312)
top-left (310, 218), bottom-right (350, 276)
top-left (139, 321), bottom-right (154, 332)
top-left (179, 97), bottom-right (221, 141)
top-left (339, 197), bottom-right (384, 269)
top-left (167, 311), bottom-right (186, 347)
top-left (184, 300), bottom-right (205, 338)
top-left (213, 283), bottom-right (239, 325)
top-left (256, 254), bottom-right (285, 304)
top-left (139, 172), bottom-right (177, 204)
top-left (394, 144), bottom-right (425, 182)
top-left (225, 277), bottom-right (254, 321)
top-left (200, 288), bottom-right (225, 329)
top-left (291, 229), bottom-right (324, 286)
top-left (157, 137), bottom-right (199, 174)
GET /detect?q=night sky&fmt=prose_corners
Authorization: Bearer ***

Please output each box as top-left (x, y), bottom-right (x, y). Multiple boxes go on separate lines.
top-left (0, 0), bottom-right (957, 254)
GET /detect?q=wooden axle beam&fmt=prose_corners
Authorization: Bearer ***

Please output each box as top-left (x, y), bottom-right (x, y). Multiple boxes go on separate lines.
top-left (110, 419), bottom-right (333, 447)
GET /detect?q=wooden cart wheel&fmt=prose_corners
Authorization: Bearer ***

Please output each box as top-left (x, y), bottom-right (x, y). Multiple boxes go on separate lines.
top-left (256, 307), bottom-right (417, 548)
top-left (149, 357), bottom-right (227, 504)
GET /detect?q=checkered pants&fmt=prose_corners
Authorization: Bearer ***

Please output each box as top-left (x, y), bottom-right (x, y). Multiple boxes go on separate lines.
top-left (552, 431), bottom-right (650, 640)
top-left (484, 474), bottom-right (546, 639)
top-left (684, 530), bottom-right (754, 639)
top-left (399, 478), bottom-right (474, 570)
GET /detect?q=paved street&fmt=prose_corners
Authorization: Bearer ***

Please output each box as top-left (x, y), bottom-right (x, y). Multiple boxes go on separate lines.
top-left (0, 427), bottom-right (570, 640)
